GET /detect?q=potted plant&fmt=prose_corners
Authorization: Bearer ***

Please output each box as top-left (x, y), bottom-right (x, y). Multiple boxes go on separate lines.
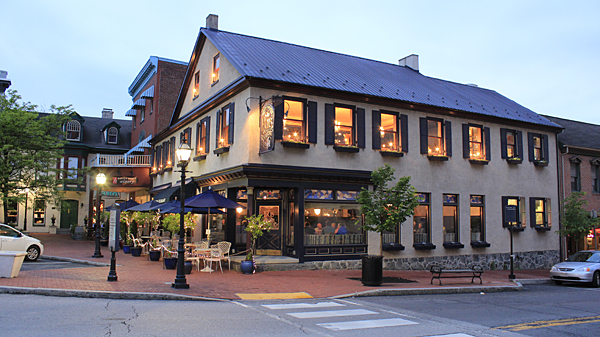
top-left (129, 220), bottom-right (143, 257)
top-left (161, 212), bottom-right (197, 269)
top-left (356, 164), bottom-right (419, 286)
top-left (120, 219), bottom-right (132, 254)
top-left (242, 214), bottom-right (274, 274)
top-left (148, 236), bottom-right (162, 262)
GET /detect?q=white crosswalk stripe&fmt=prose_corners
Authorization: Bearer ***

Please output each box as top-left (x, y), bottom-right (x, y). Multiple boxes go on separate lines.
top-left (261, 302), bottom-right (345, 310)
top-left (317, 317), bottom-right (418, 331)
top-left (287, 308), bottom-right (378, 319)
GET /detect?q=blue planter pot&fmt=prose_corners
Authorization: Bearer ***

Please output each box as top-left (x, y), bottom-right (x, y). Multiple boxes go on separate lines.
top-left (240, 260), bottom-right (254, 274)
top-left (185, 261), bottom-right (193, 274)
top-left (149, 250), bottom-right (161, 261)
top-left (164, 257), bottom-right (177, 270)
top-left (130, 246), bottom-right (142, 257)
top-left (122, 245), bottom-right (132, 254)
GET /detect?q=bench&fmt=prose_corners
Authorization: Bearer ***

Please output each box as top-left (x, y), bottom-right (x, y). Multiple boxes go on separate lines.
top-left (430, 264), bottom-right (483, 285)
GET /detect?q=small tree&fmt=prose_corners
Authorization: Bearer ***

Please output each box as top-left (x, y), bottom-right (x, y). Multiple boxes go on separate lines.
top-left (244, 214), bottom-right (274, 260)
top-left (557, 192), bottom-right (599, 253)
top-left (162, 212), bottom-right (197, 239)
top-left (356, 164), bottom-right (419, 255)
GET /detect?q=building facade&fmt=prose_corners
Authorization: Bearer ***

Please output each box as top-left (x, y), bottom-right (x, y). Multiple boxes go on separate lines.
top-left (149, 15), bottom-right (562, 269)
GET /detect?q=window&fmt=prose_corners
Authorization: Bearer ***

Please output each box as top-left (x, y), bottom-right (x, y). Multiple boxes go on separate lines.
top-left (67, 157), bottom-right (78, 179)
top-left (325, 103), bottom-right (364, 148)
top-left (283, 99), bottom-right (305, 142)
top-left (413, 193), bottom-right (431, 245)
top-left (380, 112), bottom-right (398, 151)
top-left (304, 203), bottom-right (363, 246)
top-left (593, 162), bottom-right (600, 193)
top-left (443, 194), bottom-right (459, 244)
top-left (530, 198), bottom-right (552, 229)
top-left (212, 54), bottom-right (220, 84)
top-left (33, 199), bottom-right (45, 226)
top-left (132, 115), bottom-right (136, 129)
top-left (501, 129), bottom-right (523, 162)
top-left (65, 120), bottom-right (81, 141)
top-left (470, 195), bottom-right (486, 243)
top-left (107, 127), bottom-right (118, 144)
top-left (216, 103), bottom-right (234, 149)
top-left (140, 104), bottom-right (145, 123)
top-left (528, 133), bottom-right (549, 163)
top-left (6, 200), bottom-right (17, 225)
top-left (372, 111), bottom-right (408, 153)
top-left (502, 196), bottom-right (526, 229)
top-left (463, 124), bottom-right (490, 161)
top-left (180, 127), bottom-right (192, 146)
top-left (193, 71), bottom-right (200, 98)
top-left (335, 106), bottom-right (354, 146)
top-left (570, 160), bottom-right (581, 192)
top-left (196, 117), bottom-right (210, 156)
top-left (138, 130), bottom-right (146, 145)
top-left (420, 117), bottom-right (451, 158)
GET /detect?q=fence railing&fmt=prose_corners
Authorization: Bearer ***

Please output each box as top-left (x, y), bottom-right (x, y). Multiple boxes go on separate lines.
top-left (91, 154), bottom-right (151, 167)
top-left (304, 234), bottom-right (364, 245)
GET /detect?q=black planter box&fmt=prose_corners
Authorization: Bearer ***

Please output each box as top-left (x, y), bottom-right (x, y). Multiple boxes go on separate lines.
top-left (427, 155), bottom-right (449, 161)
top-left (442, 242), bottom-right (465, 249)
top-left (334, 146), bottom-right (359, 153)
top-left (282, 141), bottom-right (310, 149)
top-left (470, 241), bottom-right (491, 248)
top-left (213, 146), bottom-right (230, 155)
top-left (380, 151), bottom-right (404, 158)
top-left (382, 243), bottom-right (405, 251)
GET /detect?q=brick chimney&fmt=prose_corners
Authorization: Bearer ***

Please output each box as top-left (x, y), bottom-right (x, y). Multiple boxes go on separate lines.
top-left (102, 108), bottom-right (113, 119)
top-left (399, 54), bottom-right (419, 72)
top-left (206, 14), bottom-right (218, 30)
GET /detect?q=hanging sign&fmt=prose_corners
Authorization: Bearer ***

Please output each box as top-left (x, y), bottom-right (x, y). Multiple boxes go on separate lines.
top-left (112, 176), bottom-right (138, 185)
top-left (259, 102), bottom-right (275, 154)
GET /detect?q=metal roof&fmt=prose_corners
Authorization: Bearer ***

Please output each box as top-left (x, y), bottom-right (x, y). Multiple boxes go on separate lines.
top-left (202, 28), bottom-right (560, 129)
top-left (542, 115), bottom-right (600, 151)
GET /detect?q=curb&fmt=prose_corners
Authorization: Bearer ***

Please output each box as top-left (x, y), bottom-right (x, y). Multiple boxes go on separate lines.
top-left (331, 283), bottom-right (523, 298)
top-left (42, 255), bottom-right (111, 267)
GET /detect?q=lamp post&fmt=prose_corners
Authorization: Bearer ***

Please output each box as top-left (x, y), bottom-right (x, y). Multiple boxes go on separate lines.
top-left (93, 172), bottom-right (106, 258)
top-left (172, 143), bottom-right (191, 289)
top-left (509, 224), bottom-right (515, 280)
top-left (23, 188), bottom-right (29, 231)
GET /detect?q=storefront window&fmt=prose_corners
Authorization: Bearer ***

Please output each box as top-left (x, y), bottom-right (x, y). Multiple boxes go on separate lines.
top-left (7, 200), bottom-right (17, 226)
top-left (33, 199), bottom-right (45, 226)
top-left (304, 203), bottom-right (362, 246)
top-left (443, 194), bottom-right (459, 243)
top-left (413, 193), bottom-right (430, 243)
top-left (235, 202), bottom-right (248, 245)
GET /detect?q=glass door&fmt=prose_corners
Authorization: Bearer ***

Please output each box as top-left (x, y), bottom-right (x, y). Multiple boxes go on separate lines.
top-left (256, 202), bottom-right (281, 255)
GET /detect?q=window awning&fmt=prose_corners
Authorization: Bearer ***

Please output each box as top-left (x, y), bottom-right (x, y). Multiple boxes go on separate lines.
top-left (172, 178), bottom-right (193, 188)
top-left (131, 99), bottom-right (146, 109)
top-left (140, 86), bottom-right (154, 99)
top-left (149, 183), bottom-right (172, 194)
top-left (125, 134), bottom-right (153, 155)
top-left (125, 108), bottom-right (137, 117)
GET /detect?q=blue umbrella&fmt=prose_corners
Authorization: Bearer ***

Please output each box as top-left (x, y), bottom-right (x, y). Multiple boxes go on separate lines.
top-left (185, 189), bottom-right (244, 209)
top-left (106, 199), bottom-right (140, 211)
top-left (126, 200), bottom-right (160, 212)
top-left (157, 200), bottom-right (225, 214)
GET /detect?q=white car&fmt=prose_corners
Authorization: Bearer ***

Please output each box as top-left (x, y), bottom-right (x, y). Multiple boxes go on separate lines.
top-left (0, 223), bottom-right (44, 261)
top-left (550, 250), bottom-right (600, 287)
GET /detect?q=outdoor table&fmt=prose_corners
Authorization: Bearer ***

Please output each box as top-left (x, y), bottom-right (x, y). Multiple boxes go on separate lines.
top-left (194, 248), bottom-right (213, 272)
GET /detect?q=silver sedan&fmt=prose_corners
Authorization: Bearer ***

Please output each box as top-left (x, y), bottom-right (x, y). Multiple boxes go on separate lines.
top-left (550, 250), bottom-right (600, 287)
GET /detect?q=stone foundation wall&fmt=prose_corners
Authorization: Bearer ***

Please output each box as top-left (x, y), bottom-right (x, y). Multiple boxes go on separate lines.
top-left (312, 250), bottom-right (559, 271)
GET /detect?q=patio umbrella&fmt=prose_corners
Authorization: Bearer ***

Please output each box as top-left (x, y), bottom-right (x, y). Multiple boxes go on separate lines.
top-left (157, 200), bottom-right (225, 214)
top-left (184, 189), bottom-right (244, 210)
top-left (126, 200), bottom-right (160, 212)
top-left (106, 199), bottom-right (139, 211)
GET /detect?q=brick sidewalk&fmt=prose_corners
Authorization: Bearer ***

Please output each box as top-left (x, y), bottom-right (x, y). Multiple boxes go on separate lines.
top-left (0, 234), bottom-right (550, 300)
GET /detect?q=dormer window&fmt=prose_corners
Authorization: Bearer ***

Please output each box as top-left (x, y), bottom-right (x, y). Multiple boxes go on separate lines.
top-left (66, 120), bottom-right (81, 141)
top-left (212, 54), bottom-right (220, 85)
top-left (107, 127), bottom-right (118, 144)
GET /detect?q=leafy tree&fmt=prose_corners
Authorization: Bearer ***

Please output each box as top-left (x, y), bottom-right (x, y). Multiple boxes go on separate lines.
top-left (557, 192), bottom-right (599, 252)
top-left (0, 89), bottom-right (74, 222)
top-left (162, 212), bottom-right (197, 239)
top-left (244, 214), bottom-right (274, 260)
top-left (357, 164), bottom-right (419, 254)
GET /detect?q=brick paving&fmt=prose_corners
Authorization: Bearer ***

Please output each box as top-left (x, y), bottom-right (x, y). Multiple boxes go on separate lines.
top-left (0, 234), bottom-right (551, 300)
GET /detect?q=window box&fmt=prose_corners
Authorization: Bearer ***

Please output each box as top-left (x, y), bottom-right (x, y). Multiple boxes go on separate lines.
top-left (381, 150), bottom-right (404, 158)
top-left (333, 145), bottom-right (359, 153)
top-left (427, 155), bottom-right (449, 161)
top-left (282, 141), bottom-right (310, 149)
top-left (506, 158), bottom-right (522, 164)
top-left (534, 226), bottom-right (552, 232)
top-left (533, 160), bottom-right (548, 167)
top-left (413, 242), bottom-right (436, 250)
top-left (470, 241), bottom-right (491, 248)
top-left (163, 167), bottom-right (173, 173)
top-left (443, 242), bottom-right (465, 249)
top-left (193, 154), bottom-right (207, 162)
top-left (382, 243), bottom-right (405, 251)
top-left (213, 146), bottom-right (230, 155)
top-left (469, 159), bottom-right (489, 165)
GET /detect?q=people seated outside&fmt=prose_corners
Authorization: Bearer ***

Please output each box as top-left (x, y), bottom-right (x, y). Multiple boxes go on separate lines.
top-left (335, 222), bottom-right (348, 235)
top-left (315, 223), bottom-right (323, 235)
top-left (304, 222), bottom-right (315, 234)
top-left (323, 222), bottom-right (336, 234)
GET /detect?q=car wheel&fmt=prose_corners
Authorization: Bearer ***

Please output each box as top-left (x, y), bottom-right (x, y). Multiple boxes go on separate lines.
top-left (592, 272), bottom-right (600, 288)
top-left (554, 280), bottom-right (563, 286)
top-left (25, 245), bottom-right (40, 262)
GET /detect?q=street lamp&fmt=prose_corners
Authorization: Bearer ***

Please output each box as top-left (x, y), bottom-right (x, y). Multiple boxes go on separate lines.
top-left (23, 188), bottom-right (29, 231)
top-left (93, 172), bottom-right (106, 258)
top-left (172, 143), bottom-right (191, 289)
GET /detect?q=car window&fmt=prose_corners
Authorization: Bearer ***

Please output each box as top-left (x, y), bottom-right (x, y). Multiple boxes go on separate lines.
top-left (567, 252), bottom-right (600, 263)
top-left (0, 226), bottom-right (19, 237)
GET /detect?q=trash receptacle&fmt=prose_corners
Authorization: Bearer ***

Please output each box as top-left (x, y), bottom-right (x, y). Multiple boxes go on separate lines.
top-left (361, 255), bottom-right (383, 286)
top-left (0, 251), bottom-right (27, 278)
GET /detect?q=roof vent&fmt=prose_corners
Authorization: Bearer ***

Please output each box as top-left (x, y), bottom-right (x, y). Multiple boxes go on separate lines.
top-left (206, 14), bottom-right (218, 30)
top-left (399, 54), bottom-right (419, 72)
top-left (102, 108), bottom-right (114, 119)
top-left (466, 83), bottom-right (479, 87)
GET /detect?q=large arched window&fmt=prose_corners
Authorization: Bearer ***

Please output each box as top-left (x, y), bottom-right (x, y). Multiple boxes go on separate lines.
top-left (66, 120), bottom-right (81, 141)
top-left (107, 127), bottom-right (118, 144)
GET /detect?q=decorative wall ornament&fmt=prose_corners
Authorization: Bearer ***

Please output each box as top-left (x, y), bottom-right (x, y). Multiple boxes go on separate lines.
top-left (259, 101), bottom-right (275, 154)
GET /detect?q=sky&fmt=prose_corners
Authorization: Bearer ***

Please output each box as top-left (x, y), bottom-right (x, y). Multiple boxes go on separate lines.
top-left (2, 0), bottom-right (599, 124)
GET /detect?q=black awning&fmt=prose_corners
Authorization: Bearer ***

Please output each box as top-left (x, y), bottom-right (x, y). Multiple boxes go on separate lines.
top-left (153, 183), bottom-right (197, 204)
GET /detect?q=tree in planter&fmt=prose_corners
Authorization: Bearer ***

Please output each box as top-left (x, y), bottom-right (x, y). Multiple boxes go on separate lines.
top-left (557, 192), bottom-right (599, 254)
top-left (356, 164), bottom-right (419, 285)
top-left (244, 214), bottom-right (275, 260)
top-left (161, 212), bottom-right (197, 240)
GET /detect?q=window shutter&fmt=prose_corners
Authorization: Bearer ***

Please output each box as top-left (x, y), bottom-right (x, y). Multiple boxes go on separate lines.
top-left (170, 137), bottom-right (176, 165)
top-left (445, 121), bottom-right (452, 157)
top-left (205, 116), bottom-right (211, 153)
top-left (307, 101), bottom-right (317, 144)
top-left (356, 108), bottom-right (365, 148)
top-left (400, 114), bottom-right (408, 152)
top-left (517, 131), bottom-right (524, 160)
top-left (187, 128), bottom-right (192, 145)
top-left (520, 197), bottom-right (526, 227)
top-left (547, 198), bottom-right (551, 227)
top-left (542, 134), bottom-right (549, 161)
top-left (215, 110), bottom-right (221, 147)
top-left (528, 132), bottom-right (535, 162)
top-left (324, 104), bottom-right (335, 145)
top-left (274, 98), bottom-right (284, 141)
top-left (462, 124), bottom-right (470, 159)
top-left (502, 196), bottom-right (509, 227)
top-left (529, 197), bottom-right (536, 227)
top-left (228, 103), bottom-right (235, 144)
top-left (500, 128), bottom-right (508, 159)
top-left (372, 110), bottom-right (381, 150)
top-left (420, 117), bottom-right (428, 154)
top-left (195, 122), bottom-right (201, 153)
top-left (484, 127), bottom-right (491, 161)
top-left (150, 148), bottom-right (154, 169)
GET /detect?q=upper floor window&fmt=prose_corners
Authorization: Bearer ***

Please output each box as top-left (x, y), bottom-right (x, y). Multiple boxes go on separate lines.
top-left (180, 127), bottom-right (192, 146)
top-left (335, 106), bottom-right (354, 146)
top-left (324, 103), bottom-right (365, 149)
top-left (570, 158), bottom-right (581, 192)
top-left (65, 120), bottom-right (81, 141)
top-left (420, 117), bottom-right (451, 158)
top-left (372, 111), bottom-right (408, 153)
top-left (528, 133), bottom-right (549, 164)
top-left (530, 197), bottom-right (552, 229)
top-left (193, 71), bottom-right (200, 98)
top-left (140, 104), bottom-right (145, 122)
top-left (380, 112), bottom-right (398, 151)
top-left (107, 127), bottom-right (118, 144)
top-left (196, 117), bottom-right (210, 156)
top-left (463, 124), bottom-right (490, 162)
top-left (138, 130), bottom-right (146, 145)
top-left (216, 103), bottom-right (235, 149)
top-left (502, 196), bottom-right (526, 229)
top-left (283, 99), bottom-right (305, 142)
top-left (593, 161), bottom-right (600, 193)
top-left (212, 54), bottom-right (220, 84)
top-left (501, 128), bottom-right (523, 162)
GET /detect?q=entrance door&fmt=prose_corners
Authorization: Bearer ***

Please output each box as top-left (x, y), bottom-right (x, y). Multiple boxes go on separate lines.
top-left (60, 200), bottom-right (78, 229)
top-left (256, 203), bottom-right (281, 255)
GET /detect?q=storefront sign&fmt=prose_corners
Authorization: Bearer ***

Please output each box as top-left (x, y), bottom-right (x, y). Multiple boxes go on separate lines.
top-left (259, 102), bottom-right (275, 154)
top-left (112, 176), bottom-right (138, 185)
top-left (101, 191), bottom-right (120, 198)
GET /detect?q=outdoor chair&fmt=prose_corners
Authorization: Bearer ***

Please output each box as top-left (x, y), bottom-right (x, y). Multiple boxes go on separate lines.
top-left (216, 241), bottom-right (232, 270)
top-left (203, 247), bottom-right (223, 273)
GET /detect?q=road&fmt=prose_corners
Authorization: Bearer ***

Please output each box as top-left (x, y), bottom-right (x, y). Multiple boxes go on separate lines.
top-left (0, 284), bottom-right (598, 336)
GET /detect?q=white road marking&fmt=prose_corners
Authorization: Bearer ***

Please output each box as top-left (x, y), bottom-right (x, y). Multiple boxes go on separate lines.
top-left (317, 317), bottom-right (418, 331)
top-left (424, 334), bottom-right (475, 337)
top-left (262, 302), bottom-right (345, 310)
top-left (288, 309), bottom-right (377, 319)
top-left (333, 299), bottom-right (360, 306)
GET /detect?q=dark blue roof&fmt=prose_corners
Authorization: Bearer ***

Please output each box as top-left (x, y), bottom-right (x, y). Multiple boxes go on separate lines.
top-left (202, 28), bottom-right (560, 129)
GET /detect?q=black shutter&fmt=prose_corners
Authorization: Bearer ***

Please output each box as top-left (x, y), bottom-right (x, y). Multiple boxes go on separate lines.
top-left (324, 104), bottom-right (335, 145)
top-left (542, 134), bottom-right (549, 161)
top-left (400, 114), bottom-right (408, 152)
top-left (215, 110), bottom-right (221, 147)
top-left (372, 110), bottom-right (381, 150)
top-left (356, 108), bottom-right (365, 148)
top-left (528, 132), bottom-right (534, 162)
top-left (307, 101), bottom-right (317, 144)
top-left (205, 116), bottom-right (211, 153)
top-left (228, 103), bottom-right (235, 144)
top-left (502, 196), bottom-right (508, 227)
top-left (484, 127), bottom-right (491, 161)
top-left (150, 148), bottom-right (154, 169)
top-left (529, 198), bottom-right (536, 227)
top-left (195, 122), bottom-right (201, 153)
top-left (462, 124), bottom-right (470, 159)
top-left (517, 131), bottom-right (524, 161)
top-left (445, 121), bottom-right (452, 157)
top-left (500, 128), bottom-right (508, 159)
top-left (170, 137), bottom-right (176, 164)
top-left (274, 98), bottom-right (284, 140)
top-left (420, 117), bottom-right (428, 154)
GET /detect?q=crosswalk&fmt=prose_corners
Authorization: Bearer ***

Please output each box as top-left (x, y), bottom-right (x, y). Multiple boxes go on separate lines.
top-left (260, 301), bottom-right (477, 336)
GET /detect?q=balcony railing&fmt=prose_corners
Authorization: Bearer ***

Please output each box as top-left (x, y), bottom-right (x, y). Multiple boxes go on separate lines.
top-left (91, 154), bottom-right (151, 167)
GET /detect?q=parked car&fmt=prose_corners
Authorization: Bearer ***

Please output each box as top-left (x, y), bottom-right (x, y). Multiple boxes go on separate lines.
top-left (0, 223), bottom-right (44, 261)
top-left (550, 250), bottom-right (600, 287)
